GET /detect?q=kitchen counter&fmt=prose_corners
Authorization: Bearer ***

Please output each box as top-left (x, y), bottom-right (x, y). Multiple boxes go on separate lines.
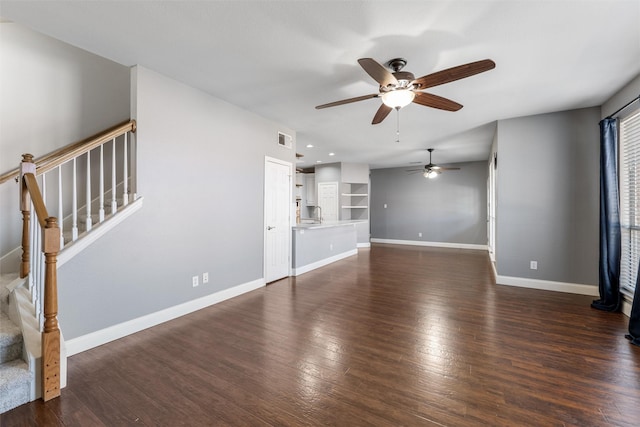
top-left (292, 219), bottom-right (366, 230)
top-left (291, 221), bottom-right (364, 276)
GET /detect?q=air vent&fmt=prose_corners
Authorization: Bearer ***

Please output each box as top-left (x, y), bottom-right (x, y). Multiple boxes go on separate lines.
top-left (278, 132), bottom-right (292, 149)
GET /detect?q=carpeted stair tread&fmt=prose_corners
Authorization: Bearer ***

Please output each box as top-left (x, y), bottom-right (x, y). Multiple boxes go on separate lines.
top-left (1, 273), bottom-right (19, 315)
top-left (0, 359), bottom-right (31, 413)
top-left (0, 311), bottom-right (23, 364)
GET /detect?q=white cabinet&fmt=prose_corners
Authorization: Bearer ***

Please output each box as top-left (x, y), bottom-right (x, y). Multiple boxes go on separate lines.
top-left (305, 174), bottom-right (316, 206)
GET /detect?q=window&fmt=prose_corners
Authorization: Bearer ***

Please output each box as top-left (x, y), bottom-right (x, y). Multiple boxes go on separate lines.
top-left (619, 108), bottom-right (640, 297)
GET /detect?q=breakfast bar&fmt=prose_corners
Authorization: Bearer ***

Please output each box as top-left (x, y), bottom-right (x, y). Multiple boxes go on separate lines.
top-left (291, 220), bottom-right (365, 276)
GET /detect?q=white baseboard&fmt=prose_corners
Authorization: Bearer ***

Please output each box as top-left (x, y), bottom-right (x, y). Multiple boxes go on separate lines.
top-left (292, 249), bottom-right (358, 276)
top-left (370, 238), bottom-right (488, 251)
top-left (357, 242), bottom-right (371, 248)
top-left (65, 277), bottom-right (265, 356)
top-left (496, 275), bottom-right (599, 296)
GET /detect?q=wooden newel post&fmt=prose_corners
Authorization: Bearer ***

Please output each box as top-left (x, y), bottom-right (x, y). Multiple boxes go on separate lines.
top-left (20, 154), bottom-right (35, 278)
top-left (42, 216), bottom-right (61, 401)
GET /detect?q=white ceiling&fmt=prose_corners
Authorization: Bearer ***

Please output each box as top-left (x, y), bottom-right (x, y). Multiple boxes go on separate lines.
top-left (2, 1), bottom-right (639, 169)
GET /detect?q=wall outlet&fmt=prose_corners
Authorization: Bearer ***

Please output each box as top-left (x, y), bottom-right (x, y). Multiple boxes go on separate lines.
top-left (192, 275), bottom-right (199, 287)
top-left (530, 261), bottom-right (538, 270)
top-left (203, 272), bottom-right (209, 284)
top-left (330, 243), bottom-right (333, 251)
top-left (418, 232), bottom-right (422, 237)
top-left (384, 203), bottom-right (387, 209)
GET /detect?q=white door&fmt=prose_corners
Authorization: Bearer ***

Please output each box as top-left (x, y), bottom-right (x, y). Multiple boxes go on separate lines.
top-left (317, 182), bottom-right (339, 222)
top-left (264, 157), bottom-right (292, 283)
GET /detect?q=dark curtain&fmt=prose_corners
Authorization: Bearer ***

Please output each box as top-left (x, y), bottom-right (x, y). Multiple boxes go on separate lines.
top-left (626, 261), bottom-right (640, 346)
top-left (592, 118), bottom-right (621, 312)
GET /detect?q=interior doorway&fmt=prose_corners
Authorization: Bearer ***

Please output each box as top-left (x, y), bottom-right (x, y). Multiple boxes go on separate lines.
top-left (264, 156), bottom-right (292, 283)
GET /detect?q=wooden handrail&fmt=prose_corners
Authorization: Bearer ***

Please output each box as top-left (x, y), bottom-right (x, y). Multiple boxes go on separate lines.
top-left (10, 120), bottom-right (137, 403)
top-left (23, 173), bottom-right (48, 228)
top-left (0, 119), bottom-right (136, 185)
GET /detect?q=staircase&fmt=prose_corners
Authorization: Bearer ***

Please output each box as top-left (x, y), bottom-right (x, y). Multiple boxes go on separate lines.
top-left (0, 120), bottom-right (141, 414)
top-left (0, 275), bottom-right (32, 413)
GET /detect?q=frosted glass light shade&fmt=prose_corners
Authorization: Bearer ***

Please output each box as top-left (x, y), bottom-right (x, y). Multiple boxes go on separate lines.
top-left (381, 90), bottom-right (415, 108)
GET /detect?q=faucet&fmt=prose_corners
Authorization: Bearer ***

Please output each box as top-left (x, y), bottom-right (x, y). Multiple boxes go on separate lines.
top-left (315, 206), bottom-right (322, 223)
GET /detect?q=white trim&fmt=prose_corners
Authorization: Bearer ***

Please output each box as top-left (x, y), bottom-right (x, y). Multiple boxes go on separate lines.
top-left (292, 249), bottom-right (358, 276)
top-left (65, 277), bottom-right (265, 356)
top-left (370, 238), bottom-right (488, 251)
top-left (58, 197), bottom-right (144, 268)
top-left (357, 242), bottom-right (371, 248)
top-left (622, 296), bottom-right (632, 317)
top-left (496, 275), bottom-right (599, 296)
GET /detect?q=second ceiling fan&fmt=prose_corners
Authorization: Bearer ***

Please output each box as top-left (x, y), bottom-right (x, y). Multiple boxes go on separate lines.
top-left (316, 57), bottom-right (495, 124)
top-left (407, 148), bottom-right (460, 179)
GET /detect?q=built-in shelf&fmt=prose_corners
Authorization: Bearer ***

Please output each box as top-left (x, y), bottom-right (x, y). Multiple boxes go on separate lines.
top-left (341, 182), bottom-right (368, 221)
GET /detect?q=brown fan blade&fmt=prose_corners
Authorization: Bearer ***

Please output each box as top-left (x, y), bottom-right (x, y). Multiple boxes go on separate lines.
top-left (315, 94), bottom-right (379, 109)
top-left (413, 92), bottom-right (463, 111)
top-left (372, 104), bottom-right (393, 125)
top-left (358, 58), bottom-right (399, 87)
top-left (439, 167), bottom-right (461, 171)
top-left (412, 59), bottom-right (496, 89)
top-left (405, 168), bottom-right (425, 172)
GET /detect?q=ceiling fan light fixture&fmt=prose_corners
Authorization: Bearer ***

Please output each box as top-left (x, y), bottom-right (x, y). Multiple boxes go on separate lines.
top-left (424, 169), bottom-right (439, 179)
top-left (381, 90), bottom-right (415, 109)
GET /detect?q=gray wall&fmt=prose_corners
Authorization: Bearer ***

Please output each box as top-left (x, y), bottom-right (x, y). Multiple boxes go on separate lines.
top-left (0, 23), bottom-right (131, 271)
top-left (1, 23), bottom-right (296, 340)
top-left (495, 107), bottom-right (600, 284)
top-left (55, 66), bottom-right (295, 339)
top-left (370, 161), bottom-right (488, 244)
top-left (292, 225), bottom-right (356, 268)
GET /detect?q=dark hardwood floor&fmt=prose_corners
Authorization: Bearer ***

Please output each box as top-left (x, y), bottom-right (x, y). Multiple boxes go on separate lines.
top-left (2, 244), bottom-right (639, 426)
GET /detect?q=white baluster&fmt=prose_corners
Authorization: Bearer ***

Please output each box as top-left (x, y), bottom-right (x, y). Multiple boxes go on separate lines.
top-left (111, 137), bottom-right (117, 214)
top-left (85, 151), bottom-right (92, 231)
top-left (37, 238), bottom-right (44, 330)
top-left (58, 166), bottom-right (64, 249)
top-left (41, 173), bottom-right (47, 208)
top-left (72, 158), bottom-right (78, 241)
top-left (28, 201), bottom-right (36, 294)
top-left (99, 144), bottom-right (105, 222)
top-left (32, 211), bottom-right (39, 307)
top-left (122, 133), bottom-right (129, 206)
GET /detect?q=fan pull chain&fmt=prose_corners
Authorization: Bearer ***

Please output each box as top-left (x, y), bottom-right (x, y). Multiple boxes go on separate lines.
top-left (395, 107), bottom-right (401, 143)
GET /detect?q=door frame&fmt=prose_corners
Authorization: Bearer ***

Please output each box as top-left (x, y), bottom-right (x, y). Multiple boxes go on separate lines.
top-left (263, 156), bottom-right (293, 283)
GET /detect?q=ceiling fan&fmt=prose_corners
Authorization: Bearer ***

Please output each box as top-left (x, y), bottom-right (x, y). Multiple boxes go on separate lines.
top-left (315, 57), bottom-right (495, 124)
top-left (407, 148), bottom-right (460, 179)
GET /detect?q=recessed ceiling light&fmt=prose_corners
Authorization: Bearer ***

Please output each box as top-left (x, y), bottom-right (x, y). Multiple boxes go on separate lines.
top-left (329, 152), bottom-right (335, 156)
top-left (316, 160), bottom-right (322, 163)
top-left (306, 144), bottom-right (314, 148)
